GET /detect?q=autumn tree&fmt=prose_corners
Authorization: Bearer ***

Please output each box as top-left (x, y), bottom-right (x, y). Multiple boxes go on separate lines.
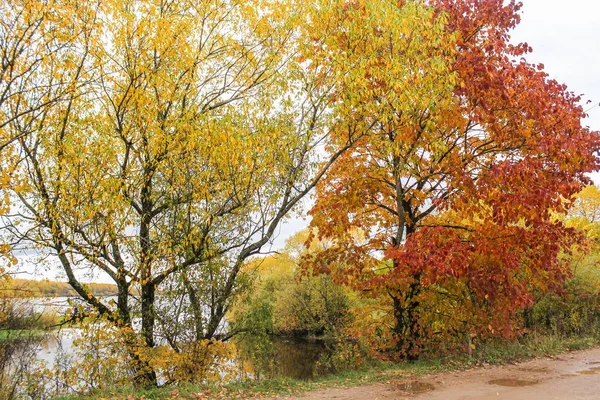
top-left (566, 185), bottom-right (600, 242)
top-left (0, 0), bottom-right (362, 386)
top-left (521, 185), bottom-right (600, 337)
top-left (303, 0), bottom-right (600, 358)
top-left (0, 0), bottom-right (88, 268)
top-left (562, 185), bottom-right (600, 294)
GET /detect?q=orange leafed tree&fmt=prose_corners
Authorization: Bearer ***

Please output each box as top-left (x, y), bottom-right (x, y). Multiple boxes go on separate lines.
top-left (303, 0), bottom-right (600, 358)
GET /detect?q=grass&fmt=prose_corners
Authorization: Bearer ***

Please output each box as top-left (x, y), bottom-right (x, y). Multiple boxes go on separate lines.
top-left (53, 333), bottom-right (600, 400)
top-left (0, 329), bottom-right (47, 341)
top-left (470, 333), bottom-right (600, 364)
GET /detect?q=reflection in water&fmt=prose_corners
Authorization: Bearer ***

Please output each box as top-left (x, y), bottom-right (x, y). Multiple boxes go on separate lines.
top-left (517, 367), bottom-right (548, 373)
top-left (1, 334), bottom-right (43, 368)
top-left (235, 336), bottom-right (336, 380)
top-left (35, 329), bottom-right (76, 366)
top-left (396, 381), bottom-right (435, 394)
top-left (7, 298), bottom-right (347, 394)
top-left (577, 367), bottom-right (600, 375)
top-left (2, 330), bottom-right (75, 370)
top-left (34, 331), bottom-right (339, 382)
top-left (489, 378), bottom-right (539, 387)
top-left (1, 333), bottom-right (47, 397)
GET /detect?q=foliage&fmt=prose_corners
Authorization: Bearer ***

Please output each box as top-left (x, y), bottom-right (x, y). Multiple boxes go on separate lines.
top-left (0, 301), bottom-right (57, 333)
top-left (528, 251), bottom-right (600, 337)
top-left (1, 275), bottom-right (58, 334)
top-left (228, 232), bottom-right (358, 382)
top-left (0, 0), bottom-right (598, 392)
top-left (303, 0), bottom-right (600, 359)
top-left (314, 338), bottom-right (368, 377)
top-left (0, 335), bottom-right (43, 400)
top-left (274, 274), bottom-right (353, 336)
top-left (526, 185), bottom-right (600, 337)
top-left (0, 0), bottom-right (361, 386)
top-left (14, 320), bottom-right (240, 399)
top-left (0, 0), bottom-right (82, 268)
top-left (565, 184), bottom-right (600, 241)
top-left (231, 231), bottom-right (355, 338)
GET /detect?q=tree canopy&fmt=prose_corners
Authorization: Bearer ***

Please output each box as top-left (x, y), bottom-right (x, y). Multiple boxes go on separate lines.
top-left (0, 0), bottom-right (598, 386)
top-left (302, 0), bottom-right (600, 357)
top-left (0, 0), bottom-right (362, 384)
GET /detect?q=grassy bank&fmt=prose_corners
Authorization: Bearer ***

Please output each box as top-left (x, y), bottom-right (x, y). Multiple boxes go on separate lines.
top-left (55, 333), bottom-right (600, 400)
top-left (0, 329), bottom-right (47, 342)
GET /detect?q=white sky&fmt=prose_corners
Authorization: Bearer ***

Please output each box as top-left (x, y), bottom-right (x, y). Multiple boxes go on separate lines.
top-left (510, 0), bottom-right (600, 133)
top-left (11, 0), bottom-right (600, 281)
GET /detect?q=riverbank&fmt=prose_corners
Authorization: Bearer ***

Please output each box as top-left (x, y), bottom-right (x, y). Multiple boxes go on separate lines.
top-left (56, 333), bottom-right (600, 400)
top-left (0, 329), bottom-right (47, 341)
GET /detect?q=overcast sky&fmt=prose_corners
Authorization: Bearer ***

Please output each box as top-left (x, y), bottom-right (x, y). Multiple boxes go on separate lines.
top-left (510, 0), bottom-right (600, 133)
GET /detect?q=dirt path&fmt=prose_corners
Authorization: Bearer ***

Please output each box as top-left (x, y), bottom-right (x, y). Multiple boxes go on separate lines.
top-left (281, 347), bottom-right (600, 400)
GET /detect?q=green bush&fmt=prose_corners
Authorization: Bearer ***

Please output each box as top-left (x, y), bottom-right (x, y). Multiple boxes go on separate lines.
top-left (273, 274), bottom-right (354, 337)
top-left (527, 250), bottom-right (600, 337)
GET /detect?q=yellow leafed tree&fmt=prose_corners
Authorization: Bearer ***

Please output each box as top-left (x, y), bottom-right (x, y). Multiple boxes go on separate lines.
top-left (0, 0), bottom-right (363, 386)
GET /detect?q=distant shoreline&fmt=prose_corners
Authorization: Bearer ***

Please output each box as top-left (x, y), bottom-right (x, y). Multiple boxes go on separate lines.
top-left (1, 278), bottom-right (117, 298)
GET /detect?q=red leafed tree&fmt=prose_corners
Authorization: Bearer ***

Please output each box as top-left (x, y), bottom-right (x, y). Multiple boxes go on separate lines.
top-left (303, 0), bottom-right (600, 358)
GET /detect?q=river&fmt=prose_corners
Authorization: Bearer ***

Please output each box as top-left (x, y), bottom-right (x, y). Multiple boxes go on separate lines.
top-left (16, 297), bottom-right (336, 382)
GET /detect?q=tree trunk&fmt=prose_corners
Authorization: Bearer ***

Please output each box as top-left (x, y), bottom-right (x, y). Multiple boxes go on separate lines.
top-left (391, 274), bottom-right (422, 360)
top-left (136, 169), bottom-right (157, 386)
top-left (182, 274), bottom-right (204, 342)
top-left (140, 283), bottom-right (156, 348)
top-left (119, 324), bottom-right (157, 387)
top-left (137, 282), bottom-right (157, 386)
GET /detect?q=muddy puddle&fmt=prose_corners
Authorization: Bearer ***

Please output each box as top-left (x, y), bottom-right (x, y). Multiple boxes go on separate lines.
top-left (396, 381), bottom-right (435, 394)
top-left (577, 367), bottom-right (600, 375)
top-left (517, 367), bottom-right (548, 373)
top-left (489, 378), bottom-right (539, 387)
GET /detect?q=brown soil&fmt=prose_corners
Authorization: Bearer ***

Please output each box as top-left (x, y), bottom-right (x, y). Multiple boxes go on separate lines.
top-left (278, 347), bottom-right (600, 400)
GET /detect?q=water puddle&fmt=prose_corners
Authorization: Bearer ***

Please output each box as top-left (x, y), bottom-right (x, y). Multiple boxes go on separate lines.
top-left (489, 378), bottom-right (539, 387)
top-left (396, 381), bottom-right (435, 394)
top-left (577, 370), bottom-right (597, 375)
top-left (517, 367), bottom-right (548, 373)
top-left (577, 367), bottom-right (600, 375)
